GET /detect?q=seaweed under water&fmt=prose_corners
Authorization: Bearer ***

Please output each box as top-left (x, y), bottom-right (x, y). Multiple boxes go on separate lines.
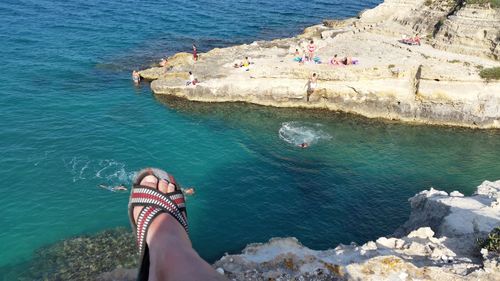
top-left (18, 228), bottom-right (137, 281)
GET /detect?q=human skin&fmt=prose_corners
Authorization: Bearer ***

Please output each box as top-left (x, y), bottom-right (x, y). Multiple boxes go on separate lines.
top-left (132, 175), bottom-right (227, 281)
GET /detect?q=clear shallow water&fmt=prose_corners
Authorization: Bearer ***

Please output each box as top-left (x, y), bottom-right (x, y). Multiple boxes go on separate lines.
top-left (1, 0), bottom-right (499, 278)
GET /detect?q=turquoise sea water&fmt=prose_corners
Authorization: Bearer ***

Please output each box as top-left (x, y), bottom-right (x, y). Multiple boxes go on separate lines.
top-left (1, 0), bottom-right (499, 278)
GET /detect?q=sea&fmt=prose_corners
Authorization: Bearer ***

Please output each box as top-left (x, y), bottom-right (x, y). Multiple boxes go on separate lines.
top-left (1, 0), bottom-right (499, 279)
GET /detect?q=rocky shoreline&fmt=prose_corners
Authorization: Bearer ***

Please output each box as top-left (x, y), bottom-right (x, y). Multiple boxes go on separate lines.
top-left (19, 180), bottom-right (500, 281)
top-left (139, 0), bottom-right (500, 129)
top-left (210, 180), bottom-right (500, 281)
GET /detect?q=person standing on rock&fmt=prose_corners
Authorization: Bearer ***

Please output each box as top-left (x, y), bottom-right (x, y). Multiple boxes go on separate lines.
top-left (305, 73), bottom-right (318, 102)
top-left (307, 40), bottom-right (316, 61)
top-left (132, 70), bottom-right (140, 84)
top-left (192, 44), bottom-right (198, 61)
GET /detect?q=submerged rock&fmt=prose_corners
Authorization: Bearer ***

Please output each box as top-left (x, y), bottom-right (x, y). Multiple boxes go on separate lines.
top-left (18, 228), bottom-right (138, 281)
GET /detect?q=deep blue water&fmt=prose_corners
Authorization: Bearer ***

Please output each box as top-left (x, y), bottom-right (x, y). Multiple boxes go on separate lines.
top-left (1, 0), bottom-right (499, 278)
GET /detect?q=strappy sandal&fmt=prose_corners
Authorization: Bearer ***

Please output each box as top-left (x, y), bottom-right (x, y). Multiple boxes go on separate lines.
top-left (128, 168), bottom-right (189, 281)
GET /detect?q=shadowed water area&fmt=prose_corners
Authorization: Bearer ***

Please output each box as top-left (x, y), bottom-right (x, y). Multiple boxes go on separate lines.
top-left (1, 0), bottom-right (499, 279)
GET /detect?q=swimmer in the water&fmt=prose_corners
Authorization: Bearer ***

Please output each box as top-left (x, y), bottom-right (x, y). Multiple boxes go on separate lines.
top-left (183, 187), bottom-right (195, 195)
top-left (99, 184), bottom-right (128, 192)
top-left (299, 142), bottom-right (309, 148)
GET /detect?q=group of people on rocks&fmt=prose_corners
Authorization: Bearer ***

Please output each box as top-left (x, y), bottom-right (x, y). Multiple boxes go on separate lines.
top-left (293, 41), bottom-right (357, 66)
top-left (293, 40), bottom-right (321, 64)
top-left (132, 43), bottom-right (200, 85)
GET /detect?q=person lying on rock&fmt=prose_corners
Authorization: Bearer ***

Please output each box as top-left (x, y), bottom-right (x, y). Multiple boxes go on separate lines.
top-left (128, 168), bottom-right (228, 281)
top-left (399, 35), bottom-right (421, 46)
top-left (329, 54), bottom-right (341, 65)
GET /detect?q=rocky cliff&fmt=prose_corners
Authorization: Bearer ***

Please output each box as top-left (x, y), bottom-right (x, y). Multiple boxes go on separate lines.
top-left (22, 181), bottom-right (500, 281)
top-left (139, 0), bottom-right (500, 129)
top-left (212, 180), bottom-right (500, 281)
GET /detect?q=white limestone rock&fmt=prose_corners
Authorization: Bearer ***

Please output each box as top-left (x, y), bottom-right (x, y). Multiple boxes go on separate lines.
top-left (213, 180), bottom-right (500, 281)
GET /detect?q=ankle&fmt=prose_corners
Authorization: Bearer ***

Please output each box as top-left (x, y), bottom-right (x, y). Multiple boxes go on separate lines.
top-left (147, 214), bottom-right (191, 248)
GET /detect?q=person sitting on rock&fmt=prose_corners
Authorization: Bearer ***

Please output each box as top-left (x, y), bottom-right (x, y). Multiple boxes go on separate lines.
top-left (293, 49), bottom-right (303, 62)
top-left (300, 49), bottom-right (308, 65)
top-left (186, 71), bottom-right (198, 86)
top-left (240, 57), bottom-right (251, 70)
top-left (159, 58), bottom-right (168, 67)
top-left (329, 54), bottom-right (341, 65)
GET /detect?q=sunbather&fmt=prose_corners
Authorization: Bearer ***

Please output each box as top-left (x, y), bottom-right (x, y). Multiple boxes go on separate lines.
top-left (399, 36), bottom-right (421, 46)
top-left (329, 54), bottom-right (341, 65)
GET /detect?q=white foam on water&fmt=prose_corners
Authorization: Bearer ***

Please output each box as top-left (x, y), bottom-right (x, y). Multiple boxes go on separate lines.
top-left (63, 156), bottom-right (135, 184)
top-left (278, 121), bottom-right (332, 147)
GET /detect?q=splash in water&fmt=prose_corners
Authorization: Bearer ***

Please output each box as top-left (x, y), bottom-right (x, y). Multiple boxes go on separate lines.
top-left (278, 121), bottom-right (332, 147)
top-left (63, 156), bottom-right (135, 184)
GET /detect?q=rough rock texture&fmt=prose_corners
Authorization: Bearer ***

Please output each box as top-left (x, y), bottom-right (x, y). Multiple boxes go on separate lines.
top-left (140, 0), bottom-right (500, 129)
top-left (214, 180), bottom-right (500, 280)
top-left (433, 4), bottom-right (500, 60)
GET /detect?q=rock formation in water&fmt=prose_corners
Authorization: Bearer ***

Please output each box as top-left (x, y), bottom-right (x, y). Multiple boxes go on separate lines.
top-left (213, 180), bottom-right (500, 280)
top-left (139, 0), bottom-right (500, 129)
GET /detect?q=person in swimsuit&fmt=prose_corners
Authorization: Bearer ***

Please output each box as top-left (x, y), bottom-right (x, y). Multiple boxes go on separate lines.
top-left (330, 54), bottom-right (341, 65)
top-left (307, 40), bottom-right (316, 62)
top-left (159, 58), bottom-right (168, 67)
top-left (99, 184), bottom-right (128, 192)
top-left (192, 44), bottom-right (198, 61)
top-left (183, 187), bottom-right (195, 195)
top-left (186, 71), bottom-right (198, 86)
top-left (305, 73), bottom-right (318, 101)
top-left (132, 70), bottom-right (140, 84)
top-left (300, 142), bottom-right (309, 148)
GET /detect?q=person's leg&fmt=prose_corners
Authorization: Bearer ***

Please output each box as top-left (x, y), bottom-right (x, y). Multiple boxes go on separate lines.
top-left (133, 175), bottom-right (227, 281)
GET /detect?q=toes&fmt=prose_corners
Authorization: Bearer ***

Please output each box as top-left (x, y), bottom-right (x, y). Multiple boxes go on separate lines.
top-left (132, 171), bottom-right (185, 225)
top-left (167, 182), bottom-right (176, 193)
top-left (158, 179), bottom-right (169, 193)
top-left (133, 175), bottom-right (160, 222)
top-left (141, 175), bottom-right (159, 188)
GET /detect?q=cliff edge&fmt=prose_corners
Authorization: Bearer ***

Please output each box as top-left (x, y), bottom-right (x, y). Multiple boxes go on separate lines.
top-left (212, 180), bottom-right (500, 281)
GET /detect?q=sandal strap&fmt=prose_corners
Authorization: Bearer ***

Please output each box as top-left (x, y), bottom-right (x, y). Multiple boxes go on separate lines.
top-left (130, 186), bottom-right (188, 230)
top-left (136, 206), bottom-right (162, 254)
